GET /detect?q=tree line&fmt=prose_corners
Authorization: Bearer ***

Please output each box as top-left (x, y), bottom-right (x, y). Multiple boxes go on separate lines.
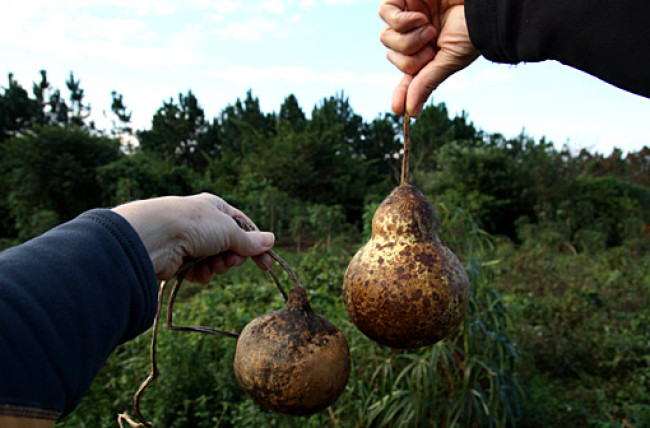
top-left (1, 70), bottom-right (649, 252)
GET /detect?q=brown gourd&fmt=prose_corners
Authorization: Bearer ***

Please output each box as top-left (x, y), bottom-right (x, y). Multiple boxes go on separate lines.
top-left (342, 114), bottom-right (470, 349)
top-left (118, 220), bottom-right (350, 427)
top-left (234, 284), bottom-right (350, 415)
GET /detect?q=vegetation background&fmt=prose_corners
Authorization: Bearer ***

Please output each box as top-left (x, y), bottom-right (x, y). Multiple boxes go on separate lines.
top-left (1, 71), bottom-right (649, 427)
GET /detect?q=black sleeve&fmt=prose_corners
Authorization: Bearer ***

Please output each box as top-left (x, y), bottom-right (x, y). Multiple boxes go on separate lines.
top-left (0, 209), bottom-right (157, 421)
top-left (465, 0), bottom-right (650, 97)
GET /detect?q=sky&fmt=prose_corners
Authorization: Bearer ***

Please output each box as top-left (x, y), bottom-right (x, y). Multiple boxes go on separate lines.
top-left (2, 0), bottom-right (649, 155)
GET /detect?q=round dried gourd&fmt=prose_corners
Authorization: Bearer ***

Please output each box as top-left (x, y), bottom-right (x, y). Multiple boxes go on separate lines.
top-left (234, 285), bottom-right (350, 416)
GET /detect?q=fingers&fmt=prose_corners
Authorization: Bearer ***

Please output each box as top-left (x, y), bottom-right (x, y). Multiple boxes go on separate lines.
top-left (226, 224), bottom-right (275, 258)
top-left (387, 5), bottom-right (480, 117)
top-left (209, 252), bottom-right (246, 274)
top-left (172, 193), bottom-right (275, 283)
top-left (392, 53), bottom-right (462, 117)
top-left (204, 194), bottom-right (275, 261)
top-left (381, 25), bottom-right (435, 57)
top-left (380, 1), bottom-right (436, 75)
top-left (386, 44), bottom-right (435, 76)
top-left (198, 192), bottom-right (259, 231)
top-left (380, 0), bottom-right (437, 117)
top-left (186, 250), bottom-right (272, 284)
top-left (185, 253), bottom-right (241, 284)
top-left (379, 0), bottom-right (429, 32)
top-left (186, 261), bottom-right (214, 284)
top-left (392, 74), bottom-right (413, 115)
top-left (407, 53), bottom-right (460, 116)
top-left (211, 200), bottom-right (276, 270)
top-left (193, 192), bottom-right (274, 260)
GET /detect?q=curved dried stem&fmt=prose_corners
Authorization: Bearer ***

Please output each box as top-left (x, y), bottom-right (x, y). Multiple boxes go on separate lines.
top-left (166, 268), bottom-right (239, 338)
top-left (234, 217), bottom-right (300, 296)
top-left (263, 264), bottom-right (287, 301)
top-left (117, 280), bottom-right (166, 427)
top-left (117, 412), bottom-right (145, 428)
top-left (119, 215), bottom-right (304, 426)
top-left (401, 112), bottom-right (411, 186)
top-left (267, 250), bottom-right (300, 290)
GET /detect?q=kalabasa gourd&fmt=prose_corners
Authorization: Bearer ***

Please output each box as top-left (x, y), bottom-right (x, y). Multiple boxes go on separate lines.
top-left (343, 185), bottom-right (470, 349)
top-left (233, 285), bottom-right (351, 416)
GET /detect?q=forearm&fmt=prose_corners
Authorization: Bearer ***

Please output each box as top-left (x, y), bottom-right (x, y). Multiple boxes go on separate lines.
top-left (465, 0), bottom-right (650, 97)
top-left (0, 210), bottom-right (157, 421)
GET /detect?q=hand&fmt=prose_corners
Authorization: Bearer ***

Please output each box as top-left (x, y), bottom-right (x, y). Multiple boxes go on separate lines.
top-left (112, 193), bottom-right (275, 283)
top-left (379, 0), bottom-right (480, 116)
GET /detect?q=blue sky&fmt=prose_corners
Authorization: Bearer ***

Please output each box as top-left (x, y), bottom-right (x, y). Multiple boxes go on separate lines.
top-left (2, 0), bottom-right (649, 154)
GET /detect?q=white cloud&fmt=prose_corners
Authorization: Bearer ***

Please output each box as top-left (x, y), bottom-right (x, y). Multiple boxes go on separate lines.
top-left (204, 1), bottom-right (311, 40)
top-left (205, 65), bottom-right (395, 88)
top-left (73, 0), bottom-right (177, 15)
top-left (74, 16), bottom-right (148, 43)
top-left (261, 0), bottom-right (288, 14)
top-left (1, 0), bottom-right (314, 58)
top-left (186, 0), bottom-right (241, 13)
top-left (297, 0), bottom-right (317, 9)
top-left (478, 67), bottom-right (514, 83)
top-left (183, 0), bottom-right (304, 15)
top-left (442, 64), bottom-right (514, 90)
top-left (323, 0), bottom-right (368, 4)
top-left (213, 18), bottom-right (284, 41)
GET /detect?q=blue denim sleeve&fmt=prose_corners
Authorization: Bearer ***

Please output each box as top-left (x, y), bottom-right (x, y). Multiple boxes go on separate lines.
top-left (0, 209), bottom-right (157, 421)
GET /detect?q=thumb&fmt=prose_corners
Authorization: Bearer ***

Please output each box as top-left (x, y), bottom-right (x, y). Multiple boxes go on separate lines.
top-left (227, 227), bottom-right (275, 257)
top-left (406, 51), bottom-right (459, 116)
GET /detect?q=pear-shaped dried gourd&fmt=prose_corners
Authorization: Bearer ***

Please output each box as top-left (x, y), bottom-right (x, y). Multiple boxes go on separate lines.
top-left (343, 185), bottom-right (469, 349)
top-left (233, 285), bottom-right (351, 416)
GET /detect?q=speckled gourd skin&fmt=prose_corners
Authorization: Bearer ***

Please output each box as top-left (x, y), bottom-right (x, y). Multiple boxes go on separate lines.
top-left (343, 185), bottom-right (470, 349)
top-left (233, 285), bottom-right (351, 416)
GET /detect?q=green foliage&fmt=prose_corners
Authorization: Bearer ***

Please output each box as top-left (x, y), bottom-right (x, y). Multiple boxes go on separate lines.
top-left (409, 103), bottom-right (480, 179)
top-left (1, 70), bottom-right (95, 140)
top-left (97, 152), bottom-right (199, 205)
top-left (343, 207), bottom-right (520, 428)
top-left (58, 202), bottom-right (520, 428)
top-left (110, 91), bottom-right (132, 136)
top-left (278, 94), bottom-right (307, 133)
top-left (3, 69), bottom-right (650, 427)
top-left (361, 201), bottom-right (380, 242)
top-left (1, 125), bottom-right (120, 239)
top-left (558, 176), bottom-right (649, 248)
top-left (217, 90), bottom-right (277, 161)
top-left (494, 236), bottom-right (650, 426)
top-left (137, 91), bottom-right (212, 170)
top-left (65, 72), bottom-right (91, 127)
top-left (426, 141), bottom-right (532, 238)
top-left (223, 173), bottom-right (305, 242)
top-left (1, 73), bottom-right (39, 140)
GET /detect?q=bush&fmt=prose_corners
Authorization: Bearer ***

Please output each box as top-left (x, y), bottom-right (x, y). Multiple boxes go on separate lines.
top-left (58, 205), bottom-right (520, 427)
top-left (494, 239), bottom-right (650, 426)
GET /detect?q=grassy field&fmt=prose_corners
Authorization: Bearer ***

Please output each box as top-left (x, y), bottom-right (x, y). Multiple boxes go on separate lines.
top-left (57, 219), bottom-right (650, 427)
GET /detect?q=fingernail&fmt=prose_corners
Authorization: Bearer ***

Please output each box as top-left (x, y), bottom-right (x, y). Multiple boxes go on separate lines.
top-left (262, 254), bottom-right (274, 269)
top-left (261, 232), bottom-right (275, 248)
top-left (420, 26), bottom-right (434, 42)
top-left (413, 102), bottom-right (423, 117)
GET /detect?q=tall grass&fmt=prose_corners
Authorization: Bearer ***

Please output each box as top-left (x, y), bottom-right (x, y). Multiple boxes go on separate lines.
top-left (58, 204), bottom-right (520, 427)
top-left (332, 203), bottom-right (520, 427)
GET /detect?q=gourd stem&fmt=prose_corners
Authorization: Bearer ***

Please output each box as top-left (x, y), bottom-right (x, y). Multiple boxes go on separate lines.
top-left (262, 261), bottom-right (288, 301)
top-left (401, 112), bottom-right (411, 186)
top-left (234, 218), bottom-right (299, 294)
top-left (116, 281), bottom-right (166, 427)
top-left (267, 250), bottom-right (300, 290)
top-left (119, 217), bottom-right (303, 426)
